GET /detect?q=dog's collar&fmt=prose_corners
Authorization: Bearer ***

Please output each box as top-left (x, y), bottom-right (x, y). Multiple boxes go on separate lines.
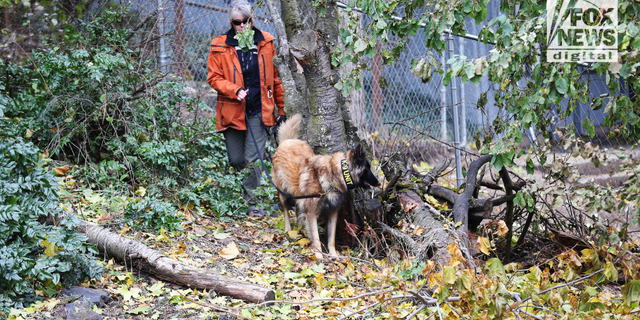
top-left (340, 159), bottom-right (356, 190)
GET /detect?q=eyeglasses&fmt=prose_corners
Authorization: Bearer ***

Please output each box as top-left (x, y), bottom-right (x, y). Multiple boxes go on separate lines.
top-left (232, 18), bottom-right (251, 26)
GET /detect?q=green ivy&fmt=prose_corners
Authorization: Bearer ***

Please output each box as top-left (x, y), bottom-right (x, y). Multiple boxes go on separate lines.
top-left (123, 197), bottom-right (184, 232)
top-left (0, 138), bottom-right (101, 314)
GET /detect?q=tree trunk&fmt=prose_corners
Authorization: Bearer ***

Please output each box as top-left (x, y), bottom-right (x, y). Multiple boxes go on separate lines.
top-left (81, 224), bottom-right (275, 303)
top-left (274, 0), bottom-right (367, 154)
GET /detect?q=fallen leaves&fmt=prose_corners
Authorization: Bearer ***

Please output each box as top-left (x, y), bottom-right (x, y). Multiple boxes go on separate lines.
top-left (219, 242), bottom-right (240, 260)
top-left (53, 165), bottom-right (70, 176)
top-left (116, 285), bottom-right (141, 301)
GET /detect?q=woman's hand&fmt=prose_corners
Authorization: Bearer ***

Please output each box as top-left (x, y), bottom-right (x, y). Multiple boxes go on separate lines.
top-left (237, 89), bottom-right (249, 101)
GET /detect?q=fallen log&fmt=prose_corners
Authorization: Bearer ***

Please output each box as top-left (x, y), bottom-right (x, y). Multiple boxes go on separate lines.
top-left (396, 191), bottom-right (475, 266)
top-left (81, 223), bottom-right (275, 303)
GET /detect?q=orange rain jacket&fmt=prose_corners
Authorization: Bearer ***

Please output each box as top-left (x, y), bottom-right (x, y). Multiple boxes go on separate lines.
top-left (207, 30), bottom-right (285, 132)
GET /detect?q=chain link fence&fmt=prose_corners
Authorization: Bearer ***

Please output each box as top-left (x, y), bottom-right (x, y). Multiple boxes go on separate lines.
top-left (135, 0), bottom-right (636, 181)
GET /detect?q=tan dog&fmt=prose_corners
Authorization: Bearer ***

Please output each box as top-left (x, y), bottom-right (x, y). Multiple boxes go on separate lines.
top-left (272, 114), bottom-right (380, 259)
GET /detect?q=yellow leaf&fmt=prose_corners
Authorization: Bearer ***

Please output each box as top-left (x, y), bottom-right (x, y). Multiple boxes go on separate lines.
top-left (116, 285), bottom-right (140, 301)
top-left (447, 243), bottom-right (466, 265)
top-left (314, 273), bottom-right (326, 288)
top-left (40, 239), bottom-right (59, 258)
top-left (341, 286), bottom-right (355, 298)
top-left (296, 238), bottom-right (311, 246)
top-left (477, 236), bottom-right (491, 255)
top-left (400, 259), bottom-right (412, 271)
top-left (155, 228), bottom-right (170, 243)
top-left (53, 165), bottom-right (70, 176)
top-left (135, 187), bottom-right (146, 196)
top-left (424, 193), bottom-right (449, 210)
top-left (119, 226), bottom-right (131, 235)
top-left (496, 220), bottom-right (509, 237)
top-left (581, 248), bottom-right (600, 267)
top-left (443, 266), bottom-right (457, 285)
top-left (182, 302), bottom-right (202, 309)
top-left (550, 290), bottom-right (563, 307)
top-left (504, 262), bottom-right (521, 273)
top-left (458, 271), bottom-right (473, 292)
top-left (46, 298), bottom-right (60, 311)
top-left (82, 189), bottom-right (102, 204)
top-left (604, 261), bottom-right (618, 281)
top-left (287, 230), bottom-right (302, 240)
top-left (219, 242), bottom-right (240, 260)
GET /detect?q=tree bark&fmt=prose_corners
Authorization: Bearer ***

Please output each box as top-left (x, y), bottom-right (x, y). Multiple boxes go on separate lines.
top-left (397, 191), bottom-right (475, 266)
top-left (81, 224), bottom-right (275, 303)
top-left (499, 167), bottom-right (516, 263)
top-left (263, 0), bottom-right (305, 117)
top-left (275, 0), bottom-right (369, 154)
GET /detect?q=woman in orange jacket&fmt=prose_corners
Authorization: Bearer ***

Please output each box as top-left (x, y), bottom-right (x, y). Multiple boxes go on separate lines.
top-left (207, 0), bottom-right (286, 217)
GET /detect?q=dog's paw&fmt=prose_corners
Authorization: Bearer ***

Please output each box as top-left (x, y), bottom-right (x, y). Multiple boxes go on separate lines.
top-left (313, 252), bottom-right (324, 260)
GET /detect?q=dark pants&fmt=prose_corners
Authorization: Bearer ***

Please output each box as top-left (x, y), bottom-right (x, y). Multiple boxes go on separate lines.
top-left (222, 114), bottom-right (268, 199)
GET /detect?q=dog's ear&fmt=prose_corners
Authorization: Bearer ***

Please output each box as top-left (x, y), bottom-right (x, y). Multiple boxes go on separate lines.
top-left (349, 144), bottom-right (366, 165)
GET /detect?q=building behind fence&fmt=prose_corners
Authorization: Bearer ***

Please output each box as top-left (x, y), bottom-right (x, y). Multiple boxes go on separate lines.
top-left (136, 0), bottom-right (635, 184)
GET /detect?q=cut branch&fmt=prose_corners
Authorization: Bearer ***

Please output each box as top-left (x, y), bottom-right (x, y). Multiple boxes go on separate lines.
top-left (82, 223), bottom-right (274, 303)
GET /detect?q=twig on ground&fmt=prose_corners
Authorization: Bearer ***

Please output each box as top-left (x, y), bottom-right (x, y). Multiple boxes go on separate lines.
top-left (337, 302), bottom-right (381, 320)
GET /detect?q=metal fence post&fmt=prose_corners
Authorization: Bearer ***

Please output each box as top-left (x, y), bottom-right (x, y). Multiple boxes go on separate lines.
top-left (440, 34), bottom-right (448, 142)
top-left (448, 34), bottom-right (463, 187)
top-left (158, 0), bottom-right (168, 73)
top-left (459, 36), bottom-right (467, 148)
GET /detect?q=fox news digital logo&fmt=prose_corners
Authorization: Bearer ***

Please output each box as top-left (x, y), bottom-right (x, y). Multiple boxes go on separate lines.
top-left (547, 0), bottom-right (618, 62)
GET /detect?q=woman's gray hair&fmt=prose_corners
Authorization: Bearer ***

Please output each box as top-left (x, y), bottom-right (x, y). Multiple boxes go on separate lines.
top-left (228, 0), bottom-right (259, 29)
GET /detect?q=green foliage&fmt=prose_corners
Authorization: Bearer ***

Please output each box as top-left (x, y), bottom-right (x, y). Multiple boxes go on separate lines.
top-left (0, 5), bottom-right (184, 164)
top-left (234, 27), bottom-right (255, 52)
top-left (1, 3), bottom-right (262, 219)
top-left (80, 160), bottom-right (129, 192)
top-left (0, 138), bottom-right (101, 314)
top-left (334, 0), bottom-right (640, 155)
top-left (123, 197), bottom-right (183, 232)
top-left (1, 4), bottom-right (273, 312)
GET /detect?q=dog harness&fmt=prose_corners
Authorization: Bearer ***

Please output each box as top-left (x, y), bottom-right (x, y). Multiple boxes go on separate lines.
top-left (340, 159), bottom-right (356, 191)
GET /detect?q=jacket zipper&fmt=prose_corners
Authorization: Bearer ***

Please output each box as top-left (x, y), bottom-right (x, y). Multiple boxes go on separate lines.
top-left (261, 54), bottom-right (272, 98)
top-left (261, 55), bottom-right (267, 83)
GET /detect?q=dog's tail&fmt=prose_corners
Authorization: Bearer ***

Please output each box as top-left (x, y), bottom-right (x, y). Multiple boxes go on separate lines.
top-left (277, 114), bottom-right (302, 144)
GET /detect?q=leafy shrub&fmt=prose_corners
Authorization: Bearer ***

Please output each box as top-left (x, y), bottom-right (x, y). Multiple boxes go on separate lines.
top-left (0, 138), bottom-right (101, 314)
top-left (1, 2), bottom-right (276, 223)
top-left (0, 4), bottom-right (187, 164)
top-left (81, 160), bottom-right (129, 192)
top-left (123, 197), bottom-right (183, 232)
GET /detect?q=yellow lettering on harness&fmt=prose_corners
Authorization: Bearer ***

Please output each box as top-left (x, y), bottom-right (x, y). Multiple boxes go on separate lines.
top-left (344, 172), bottom-right (353, 184)
top-left (341, 159), bottom-right (354, 186)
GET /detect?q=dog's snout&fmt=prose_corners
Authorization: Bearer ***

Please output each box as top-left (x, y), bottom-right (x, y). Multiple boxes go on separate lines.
top-left (362, 168), bottom-right (380, 188)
